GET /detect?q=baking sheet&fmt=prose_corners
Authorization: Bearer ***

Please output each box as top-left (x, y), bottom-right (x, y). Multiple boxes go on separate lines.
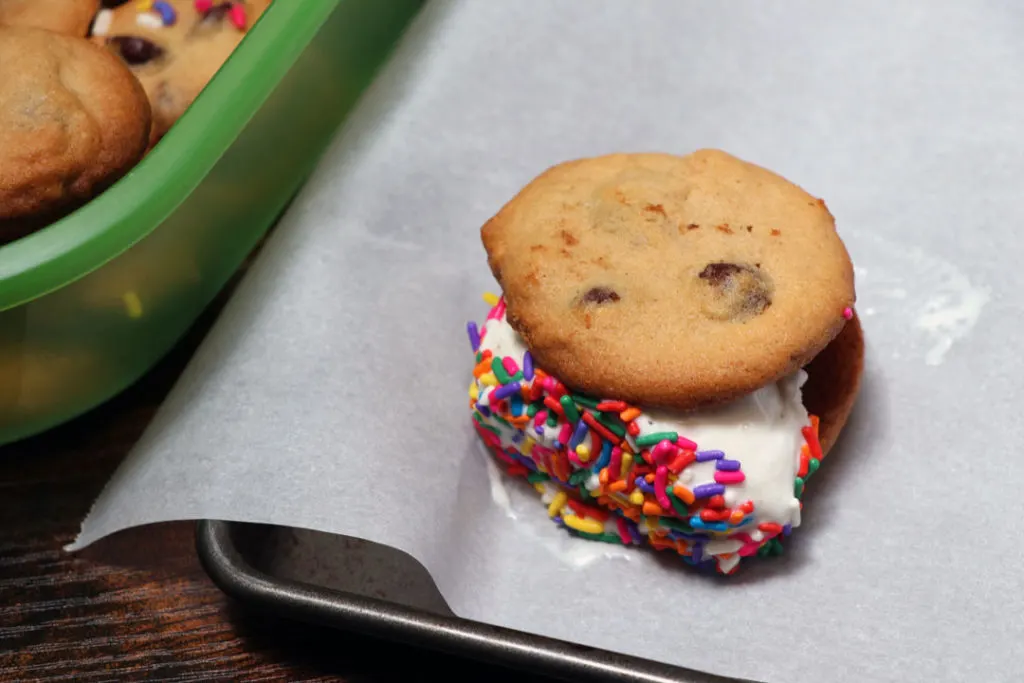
top-left (70, 2), bottom-right (1019, 681)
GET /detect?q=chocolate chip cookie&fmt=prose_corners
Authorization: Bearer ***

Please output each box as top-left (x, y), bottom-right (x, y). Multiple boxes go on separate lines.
top-left (0, 0), bottom-right (99, 37)
top-left (96, 0), bottom-right (272, 146)
top-left (481, 150), bottom-right (856, 410)
top-left (0, 27), bottom-right (151, 233)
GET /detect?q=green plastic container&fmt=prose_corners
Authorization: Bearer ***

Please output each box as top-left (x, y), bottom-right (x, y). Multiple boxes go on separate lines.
top-left (0, 0), bottom-right (423, 445)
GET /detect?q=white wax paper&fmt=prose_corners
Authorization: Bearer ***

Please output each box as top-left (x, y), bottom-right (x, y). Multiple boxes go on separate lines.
top-left (73, 2), bottom-right (1022, 681)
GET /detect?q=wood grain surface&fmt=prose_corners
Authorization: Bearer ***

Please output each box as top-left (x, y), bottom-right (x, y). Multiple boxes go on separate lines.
top-left (0, 283), bottom-right (532, 682)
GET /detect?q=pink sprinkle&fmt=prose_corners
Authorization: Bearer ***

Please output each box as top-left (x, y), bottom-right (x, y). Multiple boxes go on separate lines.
top-left (567, 449), bottom-right (582, 467)
top-left (651, 440), bottom-right (675, 465)
top-left (608, 447), bottom-right (623, 481)
top-left (615, 517), bottom-right (632, 545)
top-left (502, 357), bottom-right (519, 375)
top-left (714, 470), bottom-right (746, 485)
top-left (654, 466), bottom-right (672, 510)
top-left (494, 297), bottom-right (507, 320)
top-left (533, 410), bottom-right (548, 430)
top-left (493, 448), bottom-right (517, 465)
top-left (843, 306), bottom-right (853, 320)
top-left (194, 0), bottom-right (213, 11)
top-left (557, 423), bottom-right (572, 447)
top-left (542, 376), bottom-right (558, 393)
top-left (229, 2), bottom-right (247, 29)
top-left (676, 436), bottom-right (698, 451)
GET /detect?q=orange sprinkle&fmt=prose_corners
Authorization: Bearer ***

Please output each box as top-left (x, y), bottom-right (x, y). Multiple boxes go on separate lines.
top-left (622, 507), bottom-right (641, 522)
top-left (509, 415), bottom-right (531, 429)
top-left (472, 359), bottom-right (491, 377)
top-left (673, 484), bottom-right (695, 505)
top-left (642, 501), bottom-right (664, 516)
top-left (608, 480), bottom-right (628, 493)
top-left (598, 467), bottom-right (610, 485)
top-left (729, 510), bottom-right (746, 524)
top-left (619, 407), bottom-right (641, 422)
top-left (644, 473), bottom-right (655, 483)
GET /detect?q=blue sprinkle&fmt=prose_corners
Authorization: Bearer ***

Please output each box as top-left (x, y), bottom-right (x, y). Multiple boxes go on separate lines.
top-left (568, 420), bottom-right (588, 450)
top-left (510, 394), bottom-right (524, 416)
top-left (594, 440), bottom-right (613, 471)
top-left (153, 0), bottom-right (177, 26)
top-left (523, 351), bottom-right (534, 380)
top-left (491, 383), bottom-right (521, 400)
top-left (716, 458), bottom-right (741, 471)
top-left (692, 483), bottom-right (725, 498)
top-left (467, 321), bottom-right (481, 351)
top-left (690, 517), bottom-right (728, 532)
top-left (511, 432), bottom-right (523, 444)
top-left (696, 450), bottom-right (725, 462)
top-left (634, 477), bottom-right (655, 494)
top-left (782, 523), bottom-right (792, 536)
top-left (552, 440), bottom-right (562, 450)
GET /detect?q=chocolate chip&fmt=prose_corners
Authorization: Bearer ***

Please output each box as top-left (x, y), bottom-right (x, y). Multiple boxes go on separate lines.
top-left (697, 262), bottom-right (772, 321)
top-left (107, 36), bottom-right (164, 65)
top-left (101, 0), bottom-right (131, 6)
top-left (580, 287), bottom-right (621, 304)
top-left (698, 262), bottom-right (742, 285)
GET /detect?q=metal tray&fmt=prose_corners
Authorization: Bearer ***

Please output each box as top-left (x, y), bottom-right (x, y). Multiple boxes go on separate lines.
top-left (196, 520), bottom-right (742, 683)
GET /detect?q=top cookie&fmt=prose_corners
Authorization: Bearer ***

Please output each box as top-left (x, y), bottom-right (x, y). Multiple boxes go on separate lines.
top-left (481, 150), bottom-right (856, 411)
top-left (96, 0), bottom-right (272, 146)
top-left (0, 0), bottom-right (99, 37)
top-left (0, 27), bottom-right (151, 226)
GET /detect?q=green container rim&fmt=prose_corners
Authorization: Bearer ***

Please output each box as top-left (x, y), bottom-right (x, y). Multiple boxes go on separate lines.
top-left (0, 0), bottom-right (339, 312)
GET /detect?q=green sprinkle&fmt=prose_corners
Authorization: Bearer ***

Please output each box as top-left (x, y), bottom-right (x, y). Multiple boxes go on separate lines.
top-left (546, 412), bottom-right (559, 428)
top-left (559, 395), bottom-right (581, 423)
top-left (569, 469), bottom-right (591, 486)
top-left (476, 420), bottom-right (501, 436)
top-left (635, 431), bottom-right (678, 448)
top-left (665, 489), bottom-right (691, 518)
top-left (476, 351), bottom-right (483, 363)
top-left (472, 412), bottom-right (485, 424)
top-left (794, 476), bottom-right (805, 498)
top-left (573, 531), bottom-right (622, 545)
top-left (767, 538), bottom-right (785, 556)
top-left (808, 458), bottom-right (821, 477)
top-left (510, 371), bottom-right (523, 382)
top-left (757, 543), bottom-right (773, 558)
top-left (491, 357), bottom-right (513, 384)
top-left (572, 395), bottom-right (600, 409)
top-left (594, 412), bottom-right (626, 437)
top-left (526, 402), bottom-right (540, 417)
top-left (527, 472), bottom-right (550, 484)
top-left (494, 414), bottom-right (513, 429)
top-left (658, 516), bottom-right (695, 533)
top-left (579, 484), bottom-right (593, 500)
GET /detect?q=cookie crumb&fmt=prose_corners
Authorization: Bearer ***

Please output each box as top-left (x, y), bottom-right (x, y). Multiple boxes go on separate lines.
top-left (643, 203), bottom-right (667, 217)
top-left (560, 230), bottom-right (579, 246)
top-left (715, 224), bottom-right (733, 234)
top-left (580, 287), bottom-right (621, 305)
top-left (746, 225), bottom-right (753, 232)
top-left (770, 229), bottom-right (781, 237)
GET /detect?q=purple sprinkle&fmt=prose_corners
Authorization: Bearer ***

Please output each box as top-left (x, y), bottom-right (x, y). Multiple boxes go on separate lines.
top-left (534, 425), bottom-right (545, 436)
top-left (715, 459), bottom-right (741, 471)
top-left (568, 420), bottom-right (589, 450)
top-left (467, 321), bottom-right (480, 351)
top-left (476, 405), bottom-right (491, 417)
top-left (491, 383), bottom-right (521, 400)
top-left (511, 432), bottom-right (523, 444)
top-left (692, 483), bottom-right (726, 499)
top-left (552, 440), bottom-right (562, 450)
top-left (691, 543), bottom-right (704, 563)
top-left (634, 477), bottom-right (655, 494)
top-left (695, 450), bottom-right (725, 462)
top-left (782, 524), bottom-right (792, 536)
top-left (627, 522), bottom-right (644, 544)
top-left (523, 351), bottom-right (534, 380)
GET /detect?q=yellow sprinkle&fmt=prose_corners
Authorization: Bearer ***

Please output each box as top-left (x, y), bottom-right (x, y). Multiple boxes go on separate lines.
top-left (548, 491), bottom-right (568, 518)
top-left (482, 292), bottom-right (500, 306)
top-left (468, 382), bottom-right (479, 401)
top-left (575, 444), bottom-right (590, 462)
top-left (629, 490), bottom-right (645, 506)
top-left (480, 372), bottom-right (498, 387)
top-left (122, 291), bottom-right (143, 319)
top-left (136, 0), bottom-right (153, 9)
top-left (620, 452), bottom-right (633, 479)
top-left (521, 438), bottom-right (535, 455)
top-left (563, 515), bottom-right (604, 535)
top-left (533, 483), bottom-right (547, 494)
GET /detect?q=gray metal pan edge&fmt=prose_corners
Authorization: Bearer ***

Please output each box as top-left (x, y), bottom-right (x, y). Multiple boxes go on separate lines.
top-left (195, 521), bottom-right (748, 683)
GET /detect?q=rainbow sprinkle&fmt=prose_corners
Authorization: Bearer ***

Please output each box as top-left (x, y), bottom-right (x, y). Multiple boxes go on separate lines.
top-left (468, 294), bottom-right (825, 575)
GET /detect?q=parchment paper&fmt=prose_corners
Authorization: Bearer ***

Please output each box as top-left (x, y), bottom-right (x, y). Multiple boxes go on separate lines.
top-left (71, 2), bottom-right (1023, 681)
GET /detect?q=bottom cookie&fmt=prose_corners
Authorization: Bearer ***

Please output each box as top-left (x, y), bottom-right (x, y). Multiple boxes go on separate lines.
top-left (468, 293), bottom-right (862, 575)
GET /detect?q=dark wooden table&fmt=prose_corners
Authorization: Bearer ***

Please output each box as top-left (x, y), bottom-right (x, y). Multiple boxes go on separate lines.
top-left (0, 290), bottom-right (530, 682)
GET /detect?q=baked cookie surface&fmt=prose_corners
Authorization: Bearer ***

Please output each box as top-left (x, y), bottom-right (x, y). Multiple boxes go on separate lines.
top-left (481, 150), bottom-right (856, 410)
top-left (97, 0), bottom-right (271, 146)
top-left (0, 0), bottom-right (99, 36)
top-left (0, 27), bottom-right (151, 225)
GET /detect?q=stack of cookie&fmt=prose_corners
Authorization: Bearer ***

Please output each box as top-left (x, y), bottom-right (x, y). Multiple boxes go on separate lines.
top-left (469, 150), bottom-right (864, 574)
top-left (0, 0), bottom-right (271, 242)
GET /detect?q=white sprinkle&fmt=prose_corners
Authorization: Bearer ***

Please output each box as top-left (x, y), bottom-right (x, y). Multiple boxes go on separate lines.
top-left (92, 9), bottom-right (113, 36)
top-left (136, 12), bottom-right (164, 30)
